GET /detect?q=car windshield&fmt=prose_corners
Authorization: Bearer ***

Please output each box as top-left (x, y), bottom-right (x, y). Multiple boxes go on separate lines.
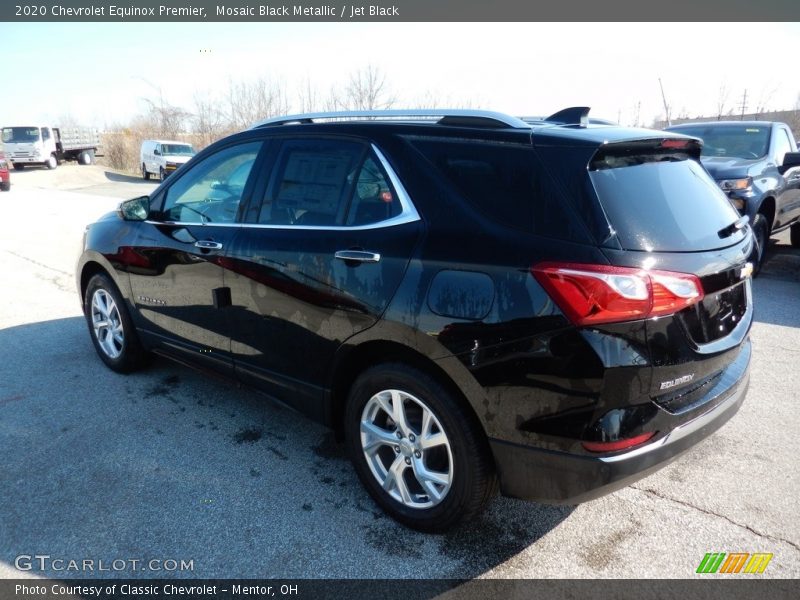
top-left (2, 127), bottom-right (41, 143)
top-left (161, 144), bottom-right (194, 156)
top-left (667, 124), bottom-right (770, 160)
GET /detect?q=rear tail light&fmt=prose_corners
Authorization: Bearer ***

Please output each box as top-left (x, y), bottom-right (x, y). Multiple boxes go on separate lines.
top-left (532, 262), bottom-right (703, 326)
top-left (582, 431), bottom-right (656, 453)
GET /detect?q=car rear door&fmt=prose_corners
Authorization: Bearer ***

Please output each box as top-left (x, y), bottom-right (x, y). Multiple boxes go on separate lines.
top-left (127, 139), bottom-right (267, 374)
top-left (223, 136), bottom-right (422, 418)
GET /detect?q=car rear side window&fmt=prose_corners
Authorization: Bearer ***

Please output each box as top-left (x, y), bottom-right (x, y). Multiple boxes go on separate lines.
top-left (346, 156), bottom-right (402, 226)
top-left (259, 139), bottom-right (364, 226)
top-left (257, 139), bottom-right (402, 227)
top-left (408, 138), bottom-right (587, 242)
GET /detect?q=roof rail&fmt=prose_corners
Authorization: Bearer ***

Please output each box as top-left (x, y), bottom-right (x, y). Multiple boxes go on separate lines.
top-left (250, 109), bottom-right (532, 130)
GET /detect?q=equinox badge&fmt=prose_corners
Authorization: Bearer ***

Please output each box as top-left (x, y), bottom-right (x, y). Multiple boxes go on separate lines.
top-left (660, 374), bottom-right (695, 390)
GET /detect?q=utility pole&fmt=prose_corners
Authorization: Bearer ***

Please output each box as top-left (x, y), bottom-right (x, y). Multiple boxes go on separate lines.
top-left (739, 89), bottom-right (748, 120)
top-left (658, 78), bottom-right (671, 126)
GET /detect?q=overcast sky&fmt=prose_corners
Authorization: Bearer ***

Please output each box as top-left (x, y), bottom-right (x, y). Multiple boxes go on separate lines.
top-left (1, 22), bottom-right (798, 128)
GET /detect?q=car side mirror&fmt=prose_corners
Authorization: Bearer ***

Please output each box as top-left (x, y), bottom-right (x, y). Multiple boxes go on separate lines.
top-left (778, 152), bottom-right (800, 174)
top-left (154, 149), bottom-right (161, 156)
top-left (118, 196), bottom-right (150, 221)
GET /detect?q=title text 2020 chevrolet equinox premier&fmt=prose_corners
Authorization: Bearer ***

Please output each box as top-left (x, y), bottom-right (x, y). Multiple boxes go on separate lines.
top-left (77, 108), bottom-right (753, 532)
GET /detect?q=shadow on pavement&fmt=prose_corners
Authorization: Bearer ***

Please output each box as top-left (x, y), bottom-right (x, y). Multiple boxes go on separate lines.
top-left (0, 316), bottom-right (573, 579)
top-left (103, 170), bottom-right (157, 185)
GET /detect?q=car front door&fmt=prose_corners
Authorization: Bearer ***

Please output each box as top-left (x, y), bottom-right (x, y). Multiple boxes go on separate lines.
top-left (127, 139), bottom-right (266, 374)
top-left (773, 127), bottom-right (800, 228)
top-left (224, 137), bottom-right (422, 417)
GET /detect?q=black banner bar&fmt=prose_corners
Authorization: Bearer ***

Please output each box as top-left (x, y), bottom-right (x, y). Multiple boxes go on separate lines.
top-left (2, 579), bottom-right (799, 600)
top-left (2, 0), bottom-right (800, 22)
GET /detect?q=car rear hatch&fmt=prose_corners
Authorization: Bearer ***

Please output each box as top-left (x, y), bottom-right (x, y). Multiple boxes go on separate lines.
top-left (587, 138), bottom-right (753, 414)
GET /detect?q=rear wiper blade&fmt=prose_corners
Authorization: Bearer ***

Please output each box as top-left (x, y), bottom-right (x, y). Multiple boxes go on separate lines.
top-left (718, 215), bottom-right (749, 239)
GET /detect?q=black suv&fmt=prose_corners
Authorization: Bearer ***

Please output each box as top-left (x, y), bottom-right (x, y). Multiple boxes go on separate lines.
top-left (77, 108), bottom-right (753, 532)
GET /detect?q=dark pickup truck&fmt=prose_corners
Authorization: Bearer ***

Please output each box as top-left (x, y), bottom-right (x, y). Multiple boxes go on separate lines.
top-left (666, 121), bottom-right (800, 271)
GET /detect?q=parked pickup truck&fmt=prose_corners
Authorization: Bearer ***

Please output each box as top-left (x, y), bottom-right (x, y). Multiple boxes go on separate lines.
top-left (1, 125), bottom-right (101, 170)
top-left (666, 121), bottom-right (800, 271)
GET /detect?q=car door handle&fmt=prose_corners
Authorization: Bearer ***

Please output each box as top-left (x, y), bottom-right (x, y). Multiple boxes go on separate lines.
top-left (334, 250), bottom-right (381, 263)
top-left (194, 240), bottom-right (223, 250)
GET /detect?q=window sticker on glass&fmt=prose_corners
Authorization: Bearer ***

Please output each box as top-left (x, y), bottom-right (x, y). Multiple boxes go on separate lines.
top-left (277, 150), bottom-right (353, 215)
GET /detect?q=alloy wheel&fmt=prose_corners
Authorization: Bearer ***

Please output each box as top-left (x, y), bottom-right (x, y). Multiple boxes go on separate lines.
top-left (359, 389), bottom-right (453, 509)
top-left (91, 288), bottom-right (124, 359)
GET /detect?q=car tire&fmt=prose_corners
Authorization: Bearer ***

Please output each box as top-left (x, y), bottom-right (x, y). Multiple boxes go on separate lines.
top-left (78, 150), bottom-right (95, 165)
top-left (344, 362), bottom-right (497, 532)
top-left (45, 155), bottom-right (57, 170)
top-left (84, 273), bottom-right (150, 373)
top-left (749, 213), bottom-right (770, 275)
top-left (0, 180), bottom-right (9, 192)
top-left (791, 223), bottom-right (800, 249)
top-left (159, 167), bottom-right (166, 181)
top-left (12, 163), bottom-right (24, 171)
top-left (142, 163), bottom-right (150, 180)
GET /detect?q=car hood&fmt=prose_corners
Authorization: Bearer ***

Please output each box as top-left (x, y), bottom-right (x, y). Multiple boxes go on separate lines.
top-left (700, 156), bottom-right (762, 180)
top-left (163, 155), bottom-right (192, 163)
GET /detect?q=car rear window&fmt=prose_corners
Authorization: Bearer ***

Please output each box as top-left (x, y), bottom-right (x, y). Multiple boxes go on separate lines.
top-left (589, 150), bottom-right (745, 252)
top-left (408, 137), bottom-right (588, 242)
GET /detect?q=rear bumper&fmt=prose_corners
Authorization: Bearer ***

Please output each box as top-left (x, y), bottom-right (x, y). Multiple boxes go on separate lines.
top-left (490, 353), bottom-right (750, 504)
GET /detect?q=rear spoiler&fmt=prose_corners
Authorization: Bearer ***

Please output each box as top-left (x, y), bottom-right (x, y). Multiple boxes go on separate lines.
top-left (590, 137), bottom-right (703, 169)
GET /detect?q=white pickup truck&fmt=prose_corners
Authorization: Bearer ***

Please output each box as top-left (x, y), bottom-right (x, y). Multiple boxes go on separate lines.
top-left (1, 125), bottom-right (101, 170)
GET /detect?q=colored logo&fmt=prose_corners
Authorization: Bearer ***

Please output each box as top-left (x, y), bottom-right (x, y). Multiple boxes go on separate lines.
top-left (697, 552), bottom-right (773, 574)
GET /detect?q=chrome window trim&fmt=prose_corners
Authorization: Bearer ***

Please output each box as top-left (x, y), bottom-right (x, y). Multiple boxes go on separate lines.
top-left (146, 144), bottom-right (421, 232)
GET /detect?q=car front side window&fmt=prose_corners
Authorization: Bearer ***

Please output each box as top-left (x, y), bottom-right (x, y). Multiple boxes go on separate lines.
top-left (159, 141), bottom-right (262, 224)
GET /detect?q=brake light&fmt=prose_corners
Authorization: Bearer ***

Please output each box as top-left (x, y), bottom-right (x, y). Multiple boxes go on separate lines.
top-left (531, 262), bottom-right (703, 326)
top-left (660, 139), bottom-right (690, 149)
top-left (582, 431), bottom-right (656, 453)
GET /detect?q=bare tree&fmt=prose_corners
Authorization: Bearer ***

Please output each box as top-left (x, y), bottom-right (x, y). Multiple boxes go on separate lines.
top-left (716, 82), bottom-right (730, 120)
top-left (753, 84), bottom-right (780, 117)
top-left (192, 90), bottom-right (228, 147)
top-left (132, 77), bottom-right (190, 138)
top-left (142, 98), bottom-right (191, 139)
top-left (297, 77), bottom-right (322, 113)
top-left (408, 91), bottom-right (480, 110)
top-left (57, 113), bottom-right (80, 127)
top-left (342, 65), bottom-right (396, 111)
top-left (226, 76), bottom-right (290, 128)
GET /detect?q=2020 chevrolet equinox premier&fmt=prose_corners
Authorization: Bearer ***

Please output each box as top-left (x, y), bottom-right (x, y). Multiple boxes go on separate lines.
top-left (77, 108), bottom-right (753, 532)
